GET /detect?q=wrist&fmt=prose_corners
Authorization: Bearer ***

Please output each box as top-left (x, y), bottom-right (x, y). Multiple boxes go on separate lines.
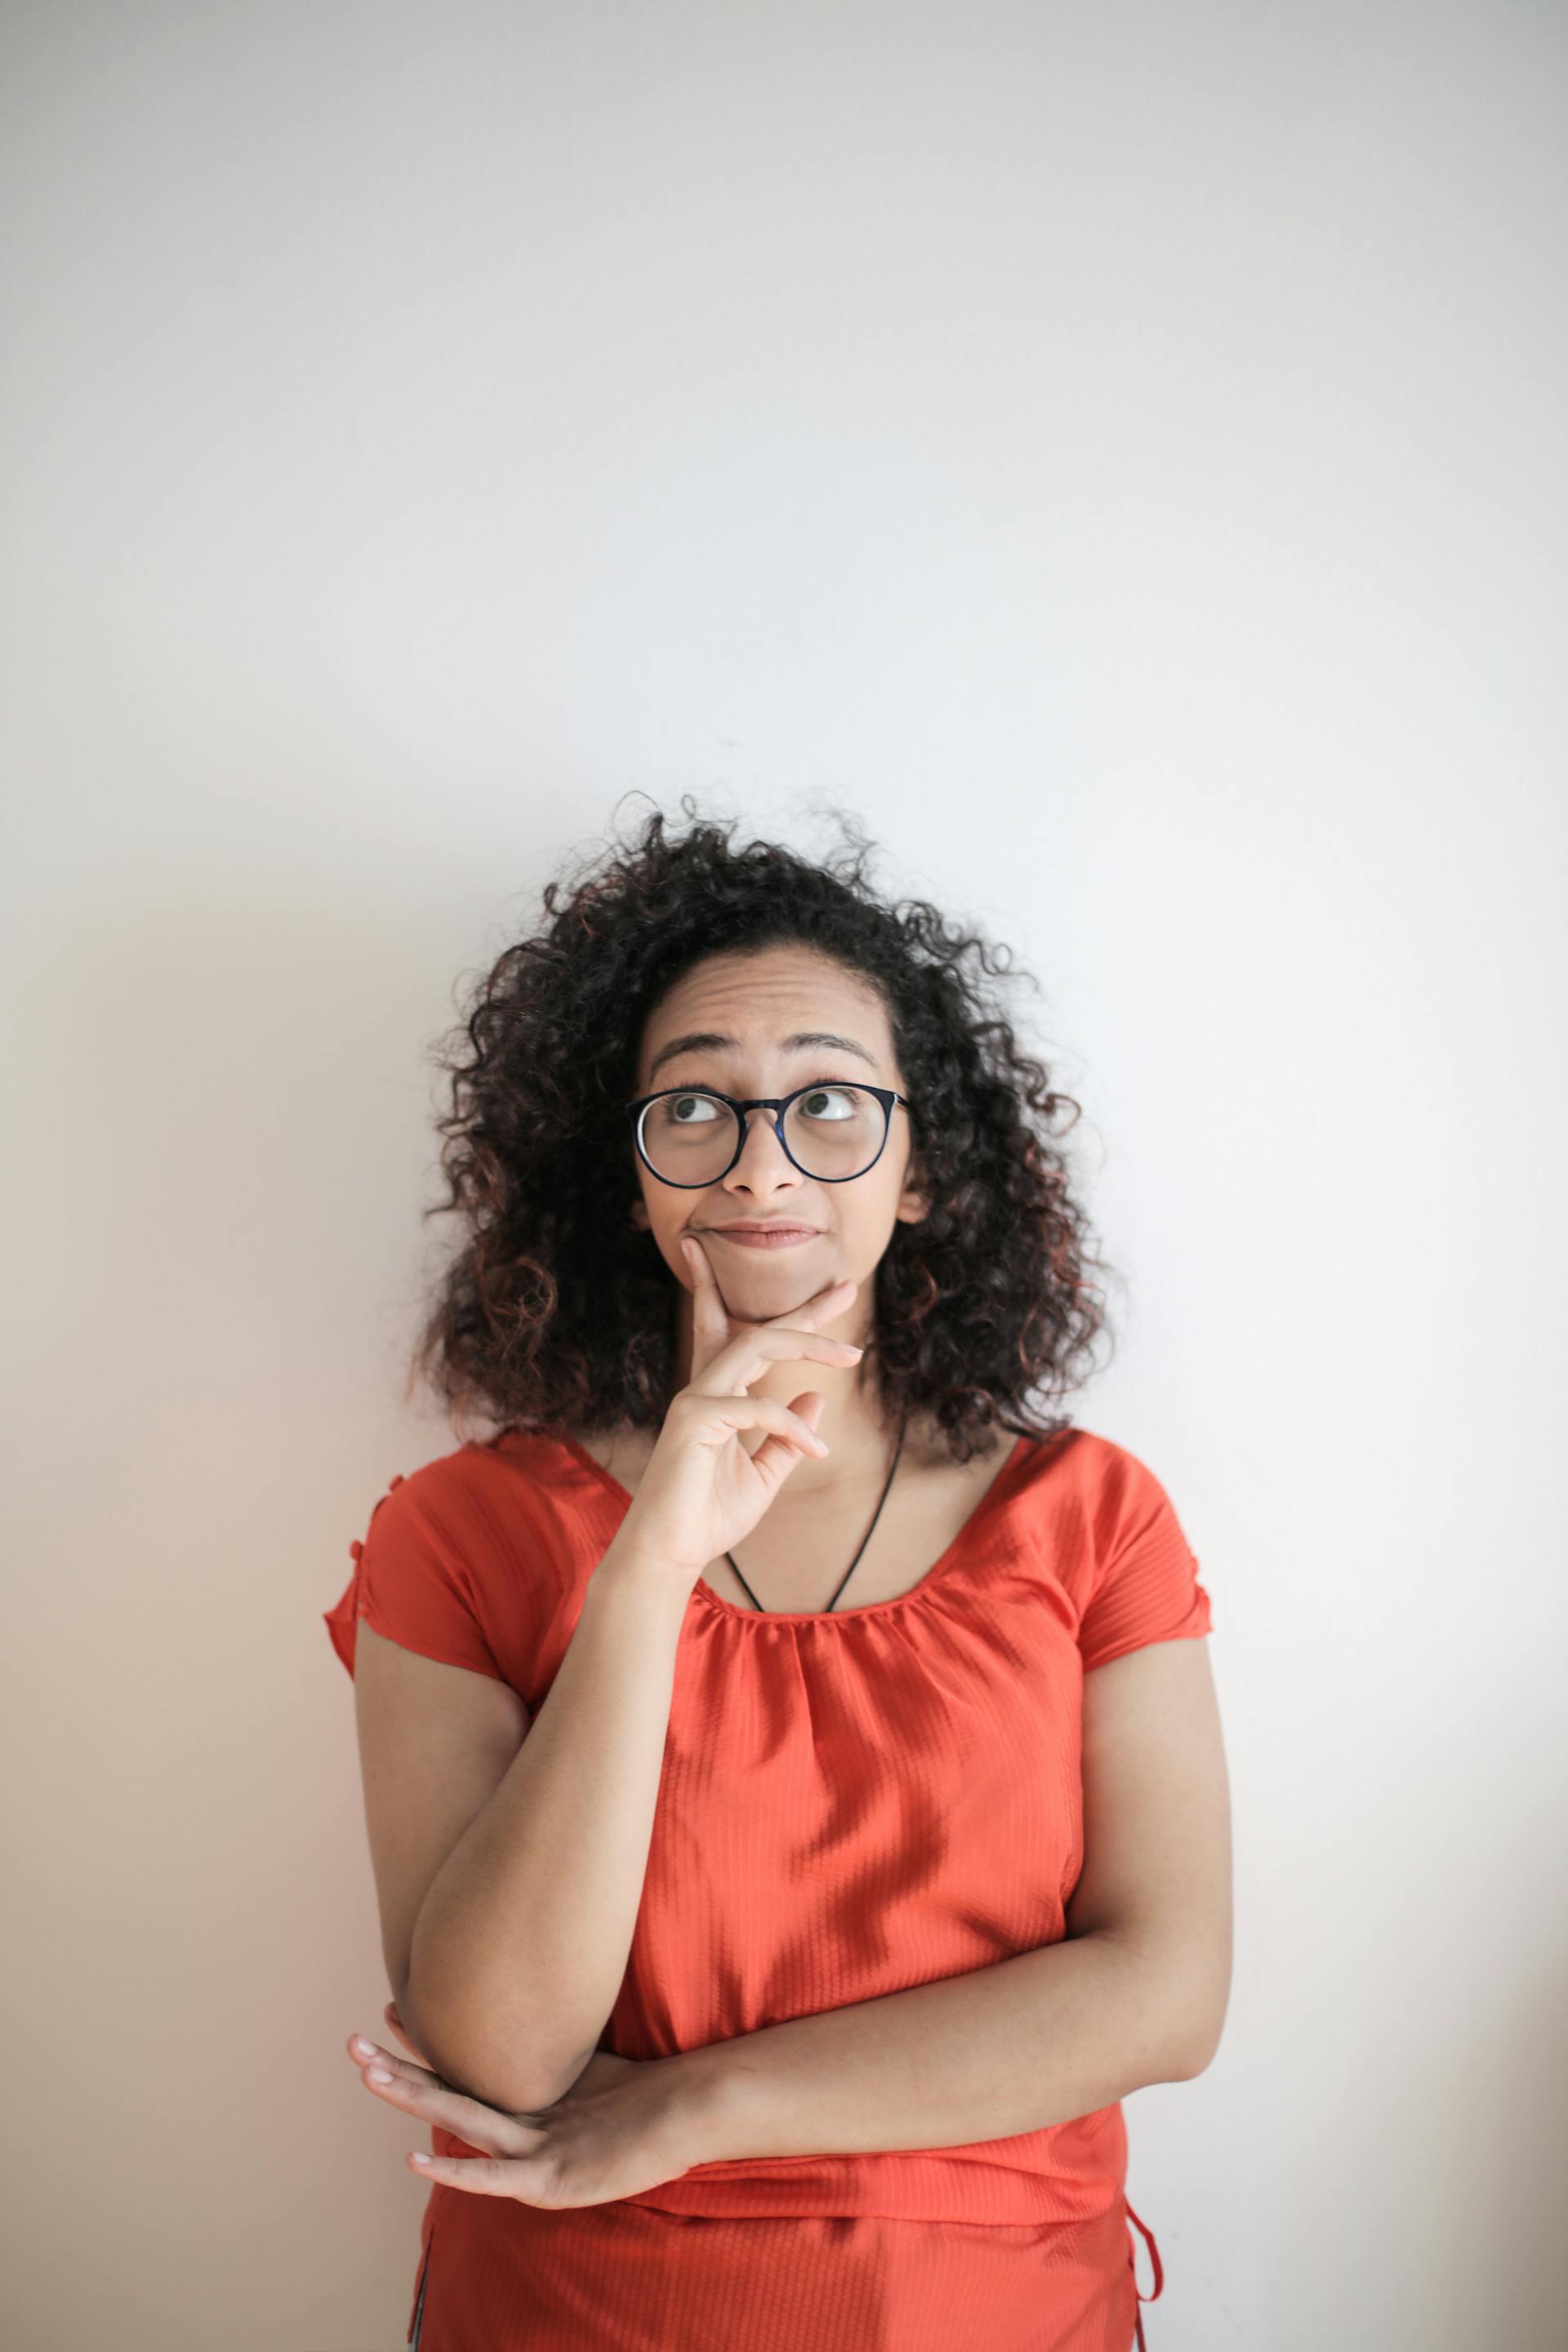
top-left (585, 1539), bottom-right (695, 1624)
top-left (662, 2041), bottom-right (760, 2170)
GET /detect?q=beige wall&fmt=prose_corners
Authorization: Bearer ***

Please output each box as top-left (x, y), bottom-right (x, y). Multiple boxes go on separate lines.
top-left (4, 4), bottom-right (1565, 2346)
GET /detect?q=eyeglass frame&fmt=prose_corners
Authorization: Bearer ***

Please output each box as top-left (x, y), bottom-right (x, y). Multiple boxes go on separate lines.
top-left (625, 1082), bottom-right (913, 1188)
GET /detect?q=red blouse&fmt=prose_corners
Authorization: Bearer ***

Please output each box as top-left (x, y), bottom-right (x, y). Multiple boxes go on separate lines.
top-left (323, 1422), bottom-right (1212, 2351)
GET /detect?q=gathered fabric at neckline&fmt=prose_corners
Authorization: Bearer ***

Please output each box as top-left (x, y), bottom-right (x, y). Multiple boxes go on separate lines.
top-left (546, 1427), bottom-right (1040, 1625)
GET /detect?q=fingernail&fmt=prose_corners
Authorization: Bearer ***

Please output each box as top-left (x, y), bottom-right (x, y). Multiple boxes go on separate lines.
top-left (351, 2036), bottom-right (376, 2057)
top-left (368, 2066), bottom-right (394, 2083)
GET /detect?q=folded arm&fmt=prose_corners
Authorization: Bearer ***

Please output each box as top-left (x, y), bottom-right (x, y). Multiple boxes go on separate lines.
top-left (674, 1637), bottom-right (1233, 2160)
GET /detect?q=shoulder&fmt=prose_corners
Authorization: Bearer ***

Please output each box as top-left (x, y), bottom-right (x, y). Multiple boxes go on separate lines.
top-left (1002, 1423), bottom-right (1203, 1587)
top-left (400, 1423), bottom-right (567, 1499)
top-left (340, 1430), bottom-right (586, 1692)
top-left (1042, 1428), bottom-right (1211, 1667)
top-left (1009, 1421), bottom-right (1180, 1522)
top-left (358, 1428), bottom-right (580, 1572)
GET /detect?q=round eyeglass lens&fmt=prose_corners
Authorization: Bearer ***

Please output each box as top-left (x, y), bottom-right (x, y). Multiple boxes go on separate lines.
top-left (640, 1086), bottom-right (888, 1183)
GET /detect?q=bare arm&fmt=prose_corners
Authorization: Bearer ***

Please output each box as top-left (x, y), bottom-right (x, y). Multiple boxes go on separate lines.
top-left (675, 1929), bottom-right (1183, 2160)
top-left (354, 1533), bottom-right (690, 2117)
top-left (351, 1261), bottom-right (866, 2120)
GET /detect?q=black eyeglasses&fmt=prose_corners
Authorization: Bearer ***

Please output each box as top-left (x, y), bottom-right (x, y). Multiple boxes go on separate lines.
top-left (626, 1082), bottom-right (912, 1188)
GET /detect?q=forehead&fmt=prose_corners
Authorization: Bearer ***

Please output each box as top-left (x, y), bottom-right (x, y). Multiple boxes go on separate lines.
top-left (637, 948), bottom-right (894, 1083)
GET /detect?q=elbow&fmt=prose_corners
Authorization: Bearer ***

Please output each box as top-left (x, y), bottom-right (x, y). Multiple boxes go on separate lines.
top-left (1152, 1925), bottom-right (1232, 2085)
top-left (1168, 1998), bottom-right (1229, 2082)
top-left (1098, 1923), bottom-right (1228, 2089)
top-left (1169, 2034), bottom-right (1218, 2083)
top-left (397, 1973), bottom-right (593, 2117)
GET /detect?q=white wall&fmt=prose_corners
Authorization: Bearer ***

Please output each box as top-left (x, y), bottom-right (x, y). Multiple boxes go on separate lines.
top-left (3, 5), bottom-right (1564, 2346)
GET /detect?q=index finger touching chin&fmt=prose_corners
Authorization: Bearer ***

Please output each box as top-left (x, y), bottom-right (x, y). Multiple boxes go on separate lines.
top-left (683, 1234), bottom-right (732, 1341)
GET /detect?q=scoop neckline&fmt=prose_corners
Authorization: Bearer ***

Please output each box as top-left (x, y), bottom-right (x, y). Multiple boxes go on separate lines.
top-left (549, 1427), bottom-right (1036, 1623)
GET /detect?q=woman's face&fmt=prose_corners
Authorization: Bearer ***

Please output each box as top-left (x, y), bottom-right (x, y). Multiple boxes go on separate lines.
top-left (629, 943), bottom-right (929, 1344)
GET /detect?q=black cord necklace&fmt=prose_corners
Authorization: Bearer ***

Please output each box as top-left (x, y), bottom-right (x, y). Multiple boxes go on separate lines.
top-left (723, 1415), bottom-right (909, 1613)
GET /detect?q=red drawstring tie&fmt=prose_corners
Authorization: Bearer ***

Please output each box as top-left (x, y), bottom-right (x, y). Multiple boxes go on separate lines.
top-left (1125, 2198), bottom-right (1164, 2349)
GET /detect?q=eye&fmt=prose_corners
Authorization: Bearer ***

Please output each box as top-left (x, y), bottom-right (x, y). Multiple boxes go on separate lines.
top-left (666, 1091), bottom-right (724, 1124)
top-left (796, 1085), bottom-right (861, 1121)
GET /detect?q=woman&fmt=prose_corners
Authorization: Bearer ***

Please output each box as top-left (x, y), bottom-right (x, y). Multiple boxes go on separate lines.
top-left (323, 800), bottom-right (1232, 2351)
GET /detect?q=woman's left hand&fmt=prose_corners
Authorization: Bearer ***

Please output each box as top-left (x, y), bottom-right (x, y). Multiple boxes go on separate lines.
top-left (344, 2002), bottom-right (721, 2208)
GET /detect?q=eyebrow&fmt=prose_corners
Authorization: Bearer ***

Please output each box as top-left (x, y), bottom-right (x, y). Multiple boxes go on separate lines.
top-left (645, 1029), bottom-right (882, 1084)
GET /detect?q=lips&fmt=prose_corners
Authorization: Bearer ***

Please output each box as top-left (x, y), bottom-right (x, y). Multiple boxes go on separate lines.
top-left (699, 1223), bottom-right (822, 1249)
top-left (705, 1224), bottom-right (818, 1236)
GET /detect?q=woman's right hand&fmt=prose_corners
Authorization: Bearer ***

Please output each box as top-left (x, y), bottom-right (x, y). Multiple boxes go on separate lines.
top-left (615, 1235), bottom-right (866, 1584)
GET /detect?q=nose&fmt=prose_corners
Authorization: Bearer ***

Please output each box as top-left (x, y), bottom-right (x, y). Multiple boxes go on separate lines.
top-left (728, 1106), bottom-right (799, 1183)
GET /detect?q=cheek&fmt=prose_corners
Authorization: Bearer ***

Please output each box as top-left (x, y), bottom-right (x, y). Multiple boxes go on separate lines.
top-left (842, 1183), bottom-right (902, 1251)
top-left (642, 1201), bottom-right (695, 1270)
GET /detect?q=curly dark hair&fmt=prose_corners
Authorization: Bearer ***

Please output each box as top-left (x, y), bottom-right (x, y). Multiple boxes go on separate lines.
top-left (404, 795), bottom-right (1116, 1464)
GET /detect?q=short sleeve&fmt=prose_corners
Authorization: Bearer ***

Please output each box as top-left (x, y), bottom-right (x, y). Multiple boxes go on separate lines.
top-left (322, 1471), bottom-right (509, 1683)
top-left (1077, 1447), bottom-right (1213, 1673)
